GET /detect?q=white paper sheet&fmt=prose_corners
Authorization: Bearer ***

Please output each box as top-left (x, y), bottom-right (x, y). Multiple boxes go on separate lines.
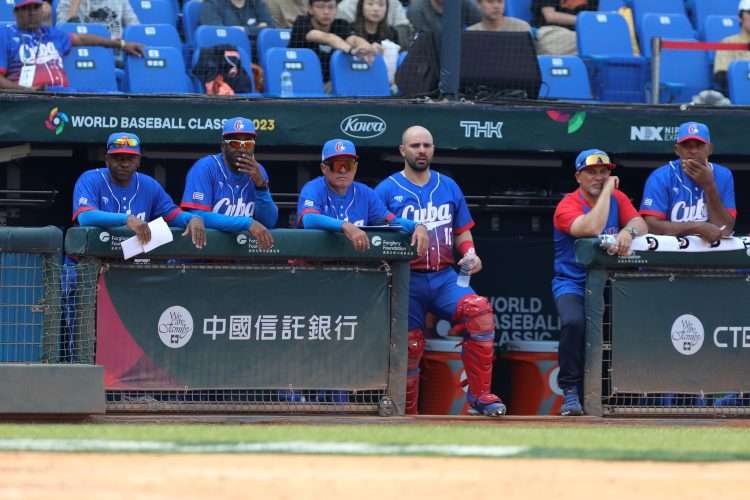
top-left (121, 217), bottom-right (174, 260)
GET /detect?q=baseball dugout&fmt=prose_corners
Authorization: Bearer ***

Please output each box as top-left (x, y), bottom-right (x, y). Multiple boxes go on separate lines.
top-left (65, 227), bottom-right (413, 415)
top-left (578, 236), bottom-right (750, 417)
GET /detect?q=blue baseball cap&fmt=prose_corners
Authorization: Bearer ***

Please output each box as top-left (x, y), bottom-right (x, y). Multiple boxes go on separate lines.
top-left (575, 148), bottom-right (615, 172)
top-left (222, 117), bottom-right (256, 137)
top-left (322, 138), bottom-right (358, 162)
top-left (676, 121), bottom-right (710, 144)
top-left (14, 0), bottom-right (43, 9)
top-left (106, 132), bottom-right (141, 155)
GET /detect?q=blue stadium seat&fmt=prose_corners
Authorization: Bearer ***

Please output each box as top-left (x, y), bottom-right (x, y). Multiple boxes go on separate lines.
top-left (631, 0), bottom-right (689, 32)
top-left (703, 15), bottom-right (740, 64)
top-left (691, 0), bottom-right (737, 36)
top-left (577, 11), bottom-right (648, 102)
top-left (505, 0), bottom-right (532, 23)
top-left (58, 23), bottom-right (111, 38)
top-left (263, 47), bottom-right (326, 97)
top-left (124, 24), bottom-right (182, 53)
top-left (63, 45), bottom-right (119, 92)
top-left (329, 51), bottom-right (389, 97)
top-left (657, 40), bottom-right (711, 103)
top-left (727, 60), bottom-right (750, 104)
top-left (192, 25), bottom-right (256, 93)
top-left (598, 0), bottom-right (625, 11)
top-left (126, 46), bottom-right (193, 93)
top-left (257, 28), bottom-right (291, 69)
top-left (537, 55), bottom-right (593, 100)
top-left (0, 0), bottom-right (14, 23)
top-left (130, 0), bottom-right (177, 26)
top-left (639, 12), bottom-right (696, 58)
top-left (182, 0), bottom-right (202, 48)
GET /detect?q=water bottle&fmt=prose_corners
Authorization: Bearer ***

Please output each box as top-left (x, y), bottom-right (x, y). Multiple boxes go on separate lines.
top-left (280, 70), bottom-right (293, 98)
top-left (456, 249), bottom-right (476, 288)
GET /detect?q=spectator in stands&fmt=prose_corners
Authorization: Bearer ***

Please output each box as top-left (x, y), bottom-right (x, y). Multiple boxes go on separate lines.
top-left (467, 0), bottom-right (531, 32)
top-left (200, 0), bottom-right (275, 39)
top-left (337, 0), bottom-right (412, 48)
top-left (180, 117), bottom-right (276, 250)
top-left (532, 0), bottom-right (597, 55)
top-left (639, 122), bottom-right (735, 244)
top-left (55, 0), bottom-right (139, 41)
top-left (553, 148), bottom-right (647, 416)
top-left (289, 0), bottom-right (377, 83)
top-left (0, 0), bottom-right (143, 91)
top-left (713, 0), bottom-right (750, 95)
top-left (407, 0), bottom-right (481, 39)
top-left (351, 0), bottom-right (399, 45)
top-left (267, 0), bottom-right (306, 29)
top-left (297, 138), bottom-right (428, 253)
top-left (72, 132), bottom-right (207, 249)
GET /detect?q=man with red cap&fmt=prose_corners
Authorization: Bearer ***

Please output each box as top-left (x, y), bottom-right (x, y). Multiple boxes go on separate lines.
top-left (0, 0), bottom-right (143, 91)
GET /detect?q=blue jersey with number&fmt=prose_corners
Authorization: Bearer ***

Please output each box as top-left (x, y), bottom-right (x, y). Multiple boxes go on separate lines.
top-left (297, 177), bottom-right (394, 226)
top-left (639, 160), bottom-right (737, 222)
top-left (72, 168), bottom-right (180, 222)
top-left (181, 153), bottom-right (270, 217)
top-left (376, 171), bottom-right (474, 271)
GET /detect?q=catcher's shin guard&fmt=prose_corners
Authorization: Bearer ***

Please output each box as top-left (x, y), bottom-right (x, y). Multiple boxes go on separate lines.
top-left (406, 328), bottom-right (425, 415)
top-left (454, 294), bottom-right (496, 399)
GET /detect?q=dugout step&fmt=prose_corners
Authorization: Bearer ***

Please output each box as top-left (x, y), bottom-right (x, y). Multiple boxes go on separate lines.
top-left (0, 364), bottom-right (104, 414)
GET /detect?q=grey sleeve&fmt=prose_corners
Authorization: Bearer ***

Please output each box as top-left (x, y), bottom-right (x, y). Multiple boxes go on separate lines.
top-left (254, 0), bottom-right (276, 27)
top-left (388, 0), bottom-right (410, 27)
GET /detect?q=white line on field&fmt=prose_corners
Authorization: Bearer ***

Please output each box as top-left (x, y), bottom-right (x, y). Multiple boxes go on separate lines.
top-left (0, 439), bottom-right (528, 457)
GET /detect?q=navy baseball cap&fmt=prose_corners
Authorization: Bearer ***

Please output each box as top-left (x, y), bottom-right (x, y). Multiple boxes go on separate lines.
top-left (106, 132), bottom-right (141, 155)
top-left (676, 121), bottom-right (710, 144)
top-left (223, 117), bottom-right (256, 137)
top-left (14, 0), bottom-right (43, 9)
top-left (575, 149), bottom-right (615, 172)
top-left (322, 138), bottom-right (358, 162)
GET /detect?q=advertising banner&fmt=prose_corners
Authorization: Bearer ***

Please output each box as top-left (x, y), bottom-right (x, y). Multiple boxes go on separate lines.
top-left (611, 275), bottom-right (750, 393)
top-left (97, 266), bottom-right (391, 389)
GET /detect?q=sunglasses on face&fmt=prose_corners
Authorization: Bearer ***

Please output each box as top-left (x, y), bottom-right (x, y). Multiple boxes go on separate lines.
top-left (325, 158), bottom-right (357, 172)
top-left (224, 138), bottom-right (256, 150)
top-left (581, 153), bottom-right (611, 167)
top-left (109, 136), bottom-right (139, 148)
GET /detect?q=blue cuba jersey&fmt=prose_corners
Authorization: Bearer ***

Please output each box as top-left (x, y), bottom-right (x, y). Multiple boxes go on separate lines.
top-left (297, 177), bottom-right (393, 226)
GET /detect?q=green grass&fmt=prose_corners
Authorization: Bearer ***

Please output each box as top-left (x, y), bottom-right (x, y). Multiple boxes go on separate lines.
top-left (0, 424), bottom-right (748, 461)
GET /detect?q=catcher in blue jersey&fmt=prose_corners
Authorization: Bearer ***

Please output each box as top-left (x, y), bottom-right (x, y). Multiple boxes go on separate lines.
top-left (375, 125), bottom-right (506, 417)
top-left (297, 138), bottom-right (428, 253)
top-left (181, 117), bottom-right (277, 250)
top-left (72, 132), bottom-right (206, 248)
top-left (639, 121), bottom-right (736, 243)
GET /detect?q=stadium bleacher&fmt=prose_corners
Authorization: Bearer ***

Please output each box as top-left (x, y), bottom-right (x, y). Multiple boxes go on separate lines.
top-left (537, 55), bottom-right (593, 100)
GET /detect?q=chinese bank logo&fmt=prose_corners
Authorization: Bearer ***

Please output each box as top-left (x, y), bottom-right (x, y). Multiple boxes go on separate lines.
top-left (670, 314), bottom-right (704, 355)
top-left (158, 306), bottom-right (194, 349)
top-left (546, 110), bottom-right (586, 134)
top-left (45, 107), bottom-right (69, 135)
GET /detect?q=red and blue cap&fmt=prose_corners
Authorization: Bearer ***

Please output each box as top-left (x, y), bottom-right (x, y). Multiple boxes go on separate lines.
top-left (676, 121), bottom-right (710, 144)
top-left (222, 117), bottom-right (256, 137)
top-left (322, 138), bottom-right (358, 162)
top-left (14, 0), bottom-right (43, 9)
top-left (106, 132), bottom-right (141, 155)
top-left (575, 148), bottom-right (615, 172)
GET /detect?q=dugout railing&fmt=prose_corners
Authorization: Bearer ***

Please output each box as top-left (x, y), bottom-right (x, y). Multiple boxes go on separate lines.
top-left (578, 236), bottom-right (750, 417)
top-left (65, 226), bottom-right (413, 415)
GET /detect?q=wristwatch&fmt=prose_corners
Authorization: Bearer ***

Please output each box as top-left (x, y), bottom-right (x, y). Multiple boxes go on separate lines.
top-left (624, 226), bottom-right (639, 237)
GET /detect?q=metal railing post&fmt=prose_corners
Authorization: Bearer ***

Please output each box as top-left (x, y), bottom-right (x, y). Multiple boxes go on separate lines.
top-left (651, 37), bottom-right (661, 104)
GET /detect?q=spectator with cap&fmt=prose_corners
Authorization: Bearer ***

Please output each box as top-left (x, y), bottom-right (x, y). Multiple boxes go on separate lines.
top-left (72, 132), bottom-right (207, 249)
top-left (181, 117), bottom-right (277, 250)
top-left (289, 0), bottom-right (377, 84)
top-left (713, 0), bottom-right (750, 96)
top-left (55, 0), bottom-right (140, 41)
top-left (467, 0), bottom-right (531, 33)
top-left (552, 148), bottom-right (647, 416)
top-left (0, 0), bottom-right (143, 90)
top-left (297, 138), bottom-right (428, 254)
top-left (640, 121), bottom-right (736, 243)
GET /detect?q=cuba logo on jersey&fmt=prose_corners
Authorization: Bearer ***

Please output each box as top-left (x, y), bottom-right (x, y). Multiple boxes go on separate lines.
top-left (670, 199), bottom-right (707, 223)
top-left (401, 202), bottom-right (451, 229)
top-left (214, 198), bottom-right (256, 217)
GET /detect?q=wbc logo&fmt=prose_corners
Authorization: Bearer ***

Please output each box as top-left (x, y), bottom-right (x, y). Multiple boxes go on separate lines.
top-left (233, 119), bottom-right (244, 131)
top-left (335, 141), bottom-right (346, 152)
top-left (688, 124), bottom-right (699, 134)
